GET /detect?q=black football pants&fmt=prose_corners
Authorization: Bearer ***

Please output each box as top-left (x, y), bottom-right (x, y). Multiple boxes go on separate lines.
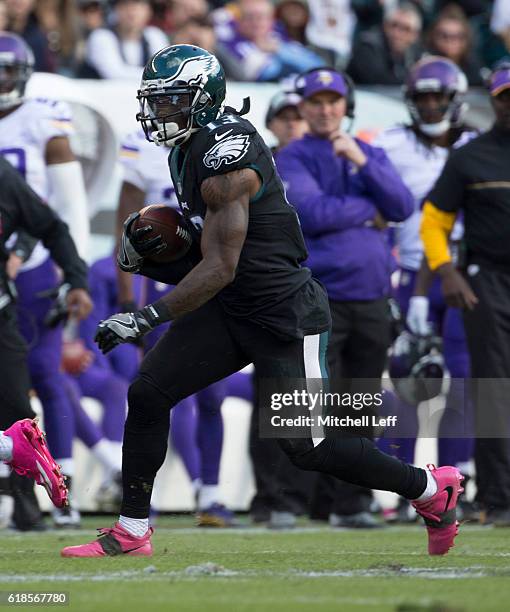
top-left (0, 306), bottom-right (36, 430)
top-left (313, 298), bottom-right (391, 517)
top-left (249, 397), bottom-right (317, 517)
top-left (463, 266), bottom-right (510, 510)
top-left (120, 297), bottom-right (425, 518)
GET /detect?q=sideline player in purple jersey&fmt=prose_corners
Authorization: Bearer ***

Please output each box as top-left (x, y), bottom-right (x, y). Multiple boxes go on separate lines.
top-left (374, 57), bottom-right (476, 522)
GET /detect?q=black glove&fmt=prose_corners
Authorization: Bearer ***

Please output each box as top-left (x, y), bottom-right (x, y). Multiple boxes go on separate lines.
top-left (117, 212), bottom-right (166, 273)
top-left (94, 309), bottom-right (154, 354)
top-left (36, 283), bottom-right (71, 328)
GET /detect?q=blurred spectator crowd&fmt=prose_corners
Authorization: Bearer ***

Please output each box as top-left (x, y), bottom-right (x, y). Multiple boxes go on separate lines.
top-left (0, 0), bottom-right (509, 85)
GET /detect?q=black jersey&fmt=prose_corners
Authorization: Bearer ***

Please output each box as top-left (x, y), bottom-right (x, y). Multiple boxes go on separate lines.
top-left (168, 113), bottom-right (330, 339)
top-left (427, 126), bottom-right (510, 268)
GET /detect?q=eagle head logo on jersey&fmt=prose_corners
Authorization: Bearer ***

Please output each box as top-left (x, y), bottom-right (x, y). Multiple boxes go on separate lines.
top-left (203, 134), bottom-right (250, 170)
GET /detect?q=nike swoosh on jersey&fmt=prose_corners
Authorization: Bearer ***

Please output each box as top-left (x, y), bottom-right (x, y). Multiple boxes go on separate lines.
top-left (214, 129), bottom-right (233, 141)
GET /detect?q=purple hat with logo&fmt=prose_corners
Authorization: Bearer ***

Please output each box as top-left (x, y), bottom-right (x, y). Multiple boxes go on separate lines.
top-left (489, 66), bottom-right (510, 97)
top-left (295, 69), bottom-right (348, 99)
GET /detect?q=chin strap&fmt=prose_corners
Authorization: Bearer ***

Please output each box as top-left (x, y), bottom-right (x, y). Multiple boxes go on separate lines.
top-left (0, 90), bottom-right (21, 110)
top-left (418, 119), bottom-right (451, 137)
top-left (224, 97), bottom-right (251, 116)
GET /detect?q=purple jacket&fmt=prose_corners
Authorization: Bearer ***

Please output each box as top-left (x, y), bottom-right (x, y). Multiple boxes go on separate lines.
top-left (276, 134), bottom-right (413, 301)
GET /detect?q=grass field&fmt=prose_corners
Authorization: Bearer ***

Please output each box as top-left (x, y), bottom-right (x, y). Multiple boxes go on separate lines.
top-left (1, 517), bottom-right (509, 612)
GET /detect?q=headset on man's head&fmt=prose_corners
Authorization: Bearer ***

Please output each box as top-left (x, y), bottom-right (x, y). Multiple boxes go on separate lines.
top-left (294, 67), bottom-right (356, 119)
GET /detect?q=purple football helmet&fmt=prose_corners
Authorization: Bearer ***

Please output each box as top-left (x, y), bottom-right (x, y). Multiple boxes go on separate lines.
top-left (404, 56), bottom-right (468, 137)
top-left (0, 32), bottom-right (34, 110)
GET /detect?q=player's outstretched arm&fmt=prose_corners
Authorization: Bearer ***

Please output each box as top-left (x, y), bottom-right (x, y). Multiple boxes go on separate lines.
top-left (94, 168), bottom-right (259, 354)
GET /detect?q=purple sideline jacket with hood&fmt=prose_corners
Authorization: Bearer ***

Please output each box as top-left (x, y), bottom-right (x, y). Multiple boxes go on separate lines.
top-left (276, 134), bottom-right (413, 301)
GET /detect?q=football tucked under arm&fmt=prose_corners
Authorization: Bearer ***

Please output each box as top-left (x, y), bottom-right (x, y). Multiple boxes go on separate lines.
top-left (131, 205), bottom-right (193, 263)
top-left (117, 206), bottom-right (194, 275)
top-left (142, 167), bottom-right (260, 324)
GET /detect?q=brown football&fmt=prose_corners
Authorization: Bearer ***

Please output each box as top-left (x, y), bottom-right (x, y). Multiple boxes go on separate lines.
top-left (132, 205), bottom-right (192, 263)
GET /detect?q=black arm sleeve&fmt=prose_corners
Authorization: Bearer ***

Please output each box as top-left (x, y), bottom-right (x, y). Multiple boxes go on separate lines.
top-left (0, 158), bottom-right (88, 289)
top-left (426, 151), bottom-right (466, 213)
top-left (10, 230), bottom-right (38, 262)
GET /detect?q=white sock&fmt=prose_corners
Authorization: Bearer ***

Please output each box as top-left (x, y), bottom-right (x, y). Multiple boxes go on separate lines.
top-left (198, 485), bottom-right (220, 510)
top-left (415, 468), bottom-right (438, 501)
top-left (56, 458), bottom-right (74, 477)
top-left (119, 515), bottom-right (149, 537)
top-left (455, 461), bottom-right (473, 478)
top-left (0, 433), bottom-right (13, 462)
top-left (92, 440), bottom-right (121, 477)
top-left (0, 462), bottom-right (10, 478)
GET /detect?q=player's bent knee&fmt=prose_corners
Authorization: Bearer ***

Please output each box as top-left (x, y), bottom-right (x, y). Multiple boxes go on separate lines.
top-left (126, 377), bottom-right (172, 433)
top-left (127, 377), bottom-right (168, 412)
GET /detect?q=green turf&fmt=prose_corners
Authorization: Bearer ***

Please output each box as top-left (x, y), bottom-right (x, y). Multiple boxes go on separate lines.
top-left (1, 517), bottom-right (509, 612)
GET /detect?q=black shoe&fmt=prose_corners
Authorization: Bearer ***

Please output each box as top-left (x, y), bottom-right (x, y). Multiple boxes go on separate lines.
top-left (329, 511), bottom-right (384, 528)
top-left (251, 510), bottom-right (270, 524)
top-left (268, 511), bottom-right (296, 529)
top-left (483, 507), bottom-right (510, 527)
top-left (9, 472), bottom-right (46, 532)
top-left (457, 499), bottom-right (482, 523)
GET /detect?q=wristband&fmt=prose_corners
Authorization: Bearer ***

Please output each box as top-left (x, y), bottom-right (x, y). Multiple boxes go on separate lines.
top-left (140, 300), bottom-right (172, 327)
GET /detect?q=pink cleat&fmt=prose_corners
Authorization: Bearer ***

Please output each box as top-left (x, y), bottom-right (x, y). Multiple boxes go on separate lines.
top-left (3, 419), bottom-right (68, 508)
top-left (61, 523), bottom-right (153, 557)
top-left (412, 464), bottom-right (464, 556)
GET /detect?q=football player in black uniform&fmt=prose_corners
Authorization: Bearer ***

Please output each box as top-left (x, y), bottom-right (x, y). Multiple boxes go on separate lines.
top-left (61, 46), bottom-right (464, 558)
top-left (0, 157), bottom-right (92, 515)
